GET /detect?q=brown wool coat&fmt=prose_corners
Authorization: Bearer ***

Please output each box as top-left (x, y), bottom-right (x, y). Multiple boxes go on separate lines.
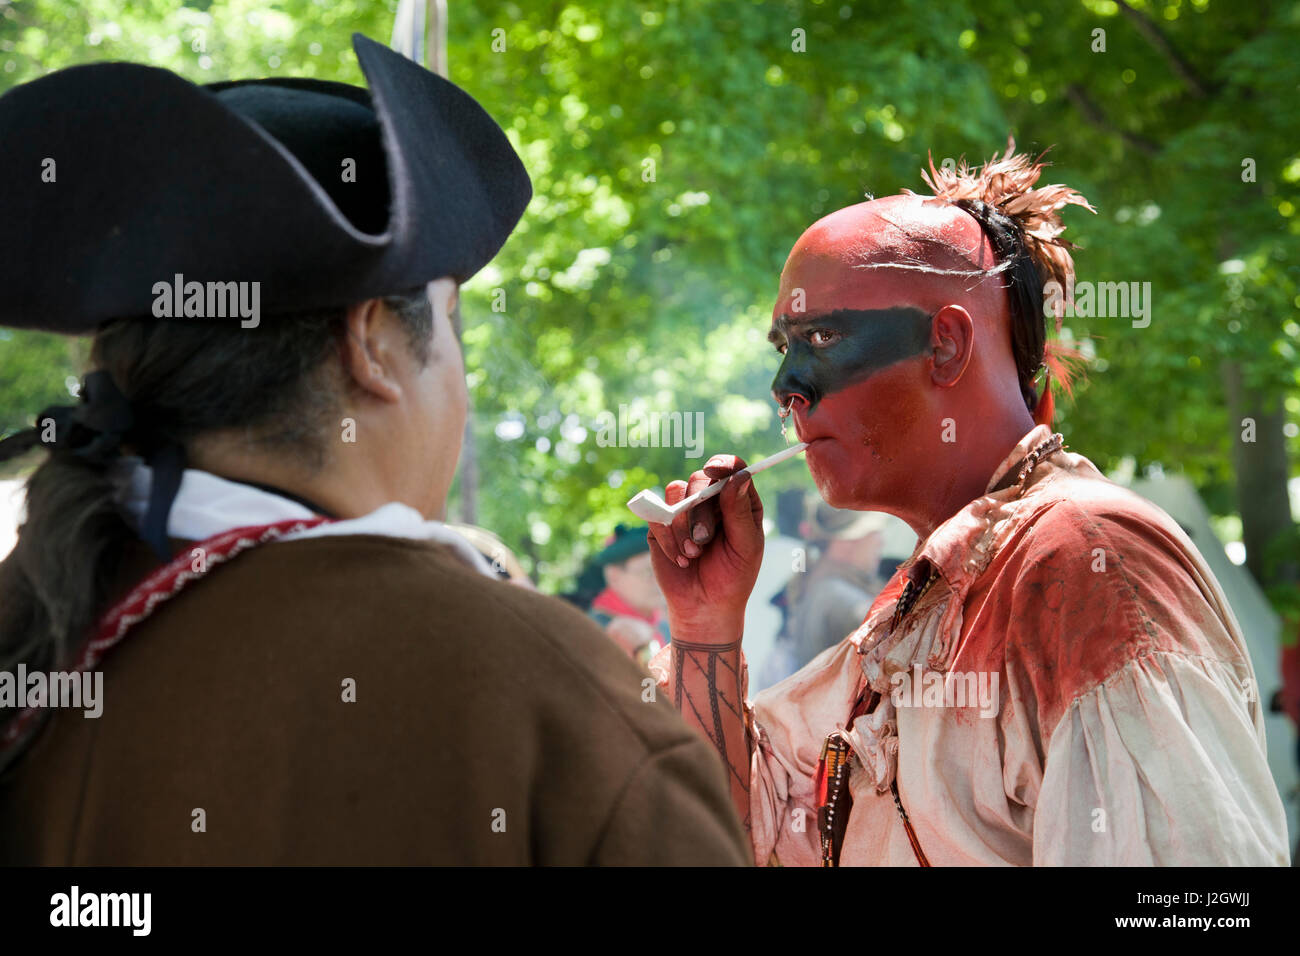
top-left (0, 534), bottom-right (751, 865)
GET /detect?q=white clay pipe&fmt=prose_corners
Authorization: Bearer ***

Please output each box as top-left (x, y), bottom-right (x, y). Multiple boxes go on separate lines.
top-left (626, 442), bottom-right (809, 524)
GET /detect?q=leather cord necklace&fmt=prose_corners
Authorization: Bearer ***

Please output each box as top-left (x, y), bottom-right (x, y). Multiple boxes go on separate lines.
top-left (818, 565), bottom-right (939, 867)
top-left (989, 432), bottom-right (1065, 495)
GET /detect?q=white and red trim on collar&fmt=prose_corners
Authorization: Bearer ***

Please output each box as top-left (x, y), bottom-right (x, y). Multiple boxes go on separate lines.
top-left (2, 467), bottom-right (501, 753)
top-left (119, 458), bottom-right (494, 577)
top-left (2, 517), bottom-right (329, 750)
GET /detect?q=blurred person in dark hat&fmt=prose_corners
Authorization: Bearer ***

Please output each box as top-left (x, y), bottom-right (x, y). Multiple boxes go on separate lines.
top-left (760, 502), bottom-right (892, 687)
top-left (0, 35), bottom-right (747, 865)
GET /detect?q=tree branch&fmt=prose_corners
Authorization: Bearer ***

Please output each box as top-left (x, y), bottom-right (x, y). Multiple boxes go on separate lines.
top-left (1064, 83), bottom-right (1161, 157)
top-left (1114, 0), bottom-right (1212, 98)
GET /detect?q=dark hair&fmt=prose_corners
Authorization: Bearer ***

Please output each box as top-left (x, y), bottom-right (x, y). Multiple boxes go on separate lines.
top-left (951, 198), bottom-right (1048, 414)
top-left (0, 290), bottom-right (433, 769)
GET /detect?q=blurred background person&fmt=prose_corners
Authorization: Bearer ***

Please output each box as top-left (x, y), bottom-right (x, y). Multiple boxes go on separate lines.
top-left (760, 501), bottom-right (909, 687)
top-left (448, 523), bottom-right (535, 589)
top-left (741, 487), bottom-right (807, 689)
top-left (572, 524), bottom-right (671, 665)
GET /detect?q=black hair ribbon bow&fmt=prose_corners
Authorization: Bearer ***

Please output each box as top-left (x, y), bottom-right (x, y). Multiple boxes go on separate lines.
top-left (0, 370), bottom-right (184, 561)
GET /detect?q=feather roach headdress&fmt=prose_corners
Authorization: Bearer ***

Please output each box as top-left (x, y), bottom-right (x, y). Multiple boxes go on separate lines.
top-left (907, 137), bottom-right (1096, 424)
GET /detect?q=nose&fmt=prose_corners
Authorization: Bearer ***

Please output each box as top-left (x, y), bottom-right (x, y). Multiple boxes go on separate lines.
top-left (772, 391), bottom-right (809, 418)
top-left (771, 361), bottom-right (817, 412)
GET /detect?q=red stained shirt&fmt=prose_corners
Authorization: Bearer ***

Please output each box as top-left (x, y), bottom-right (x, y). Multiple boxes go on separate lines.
top-left (731, 425), bottom-right (1289, 865)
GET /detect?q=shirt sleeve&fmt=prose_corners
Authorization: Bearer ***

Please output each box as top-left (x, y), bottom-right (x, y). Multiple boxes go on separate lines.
top-left (589, 738), bottom-right (753, 865)
top-left (1033, 650), bottom-right (1291, 865)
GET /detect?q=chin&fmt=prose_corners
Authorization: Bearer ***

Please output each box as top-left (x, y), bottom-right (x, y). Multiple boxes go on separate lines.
top-left (811, 468), bottom-right (862, 511)
top-left (806, 444), bottom-right (853, 507)
top-left (811, 456), bottom-right (890, 513)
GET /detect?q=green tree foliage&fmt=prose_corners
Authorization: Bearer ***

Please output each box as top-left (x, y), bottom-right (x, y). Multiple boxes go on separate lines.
top-left (1, 0), bottom-right (1296, 606)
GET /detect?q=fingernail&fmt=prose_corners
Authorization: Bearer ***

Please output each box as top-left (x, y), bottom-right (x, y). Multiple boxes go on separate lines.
top-left (737, 478), bottom-right (752, 496)
top-left (676, 555), bottom-right (690, 568)
top-left (692, 523), bottom-right (708, 543)
top-left (683, 540), bottom-right (700, 557)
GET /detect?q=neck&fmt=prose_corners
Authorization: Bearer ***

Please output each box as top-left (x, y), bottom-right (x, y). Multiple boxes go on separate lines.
top-left (900, 406), bottom-right (1034, 541)
top-left (187, 437), bottom-right (422, 521)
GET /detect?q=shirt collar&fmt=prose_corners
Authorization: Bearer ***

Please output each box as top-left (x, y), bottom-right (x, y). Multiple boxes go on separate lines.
top-left (983, 424), bottom-right (1056, 495)
top-left (118, 458), bottom-right (495, 577)
top-left (906, 424), bottom-right (1059, 591)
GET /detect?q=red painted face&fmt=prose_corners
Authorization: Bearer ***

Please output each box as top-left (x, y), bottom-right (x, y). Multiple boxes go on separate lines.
top-left (769, 196), bottom-right (1003, 520)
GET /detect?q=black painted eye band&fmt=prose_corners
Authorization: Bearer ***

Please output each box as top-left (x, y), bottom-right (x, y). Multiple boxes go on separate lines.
top-left (769, 306), bottom-right (932, 413)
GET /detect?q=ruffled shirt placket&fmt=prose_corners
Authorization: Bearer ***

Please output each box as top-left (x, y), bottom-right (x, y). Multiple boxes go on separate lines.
top-left (841, 426), bottom-right (1065, 795)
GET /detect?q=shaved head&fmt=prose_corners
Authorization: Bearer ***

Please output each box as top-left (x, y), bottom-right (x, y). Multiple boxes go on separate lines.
top-left (772, 194), bottom-right (1013, 348)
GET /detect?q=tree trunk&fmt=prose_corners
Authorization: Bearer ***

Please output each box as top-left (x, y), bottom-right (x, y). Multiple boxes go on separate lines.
top-left (408, 0), bottom-right (476, 524)
top-left (1222, 360), bottom-right (1297, 589)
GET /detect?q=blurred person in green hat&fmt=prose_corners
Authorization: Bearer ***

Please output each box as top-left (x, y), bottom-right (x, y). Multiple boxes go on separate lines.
top-left (577, 524), bottom-right (671, 666)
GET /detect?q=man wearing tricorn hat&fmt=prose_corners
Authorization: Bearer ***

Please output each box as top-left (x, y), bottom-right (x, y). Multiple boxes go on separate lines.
top-left (0, 35), bottom-right (748, 865)
top-left (647, 141), bottom-right (1289, 865)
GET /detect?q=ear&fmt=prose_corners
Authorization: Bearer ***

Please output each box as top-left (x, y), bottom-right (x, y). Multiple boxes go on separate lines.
top-left (339, 298), bottom-right (404, 404)
top-left (929, 305), bottom-right (974, 388)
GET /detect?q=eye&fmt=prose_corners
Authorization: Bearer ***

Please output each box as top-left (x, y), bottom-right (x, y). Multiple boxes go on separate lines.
top-left (809, 329), bottom-right (839, 347)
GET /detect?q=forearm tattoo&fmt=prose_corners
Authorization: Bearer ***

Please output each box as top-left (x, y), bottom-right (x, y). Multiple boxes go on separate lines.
top-left (672, 638), bottom-right (751, 830)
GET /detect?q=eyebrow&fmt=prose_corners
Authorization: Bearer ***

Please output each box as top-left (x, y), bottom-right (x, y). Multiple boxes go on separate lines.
top-left (767, 312), bottom-right (816, 344)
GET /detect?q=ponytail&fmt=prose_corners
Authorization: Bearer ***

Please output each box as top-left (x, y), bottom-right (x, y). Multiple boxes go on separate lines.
top-left (911, 137), bottom-right (1096, 416)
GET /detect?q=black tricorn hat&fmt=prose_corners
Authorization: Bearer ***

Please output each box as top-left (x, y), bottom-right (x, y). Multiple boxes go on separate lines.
top-left (0, 32), bottom-right (532, 333)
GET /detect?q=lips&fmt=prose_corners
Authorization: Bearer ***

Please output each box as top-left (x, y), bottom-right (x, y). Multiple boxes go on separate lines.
top-left (792, 410), bottom-right (832, 446)
top-left (804, 436), bottom-right (833, 457)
